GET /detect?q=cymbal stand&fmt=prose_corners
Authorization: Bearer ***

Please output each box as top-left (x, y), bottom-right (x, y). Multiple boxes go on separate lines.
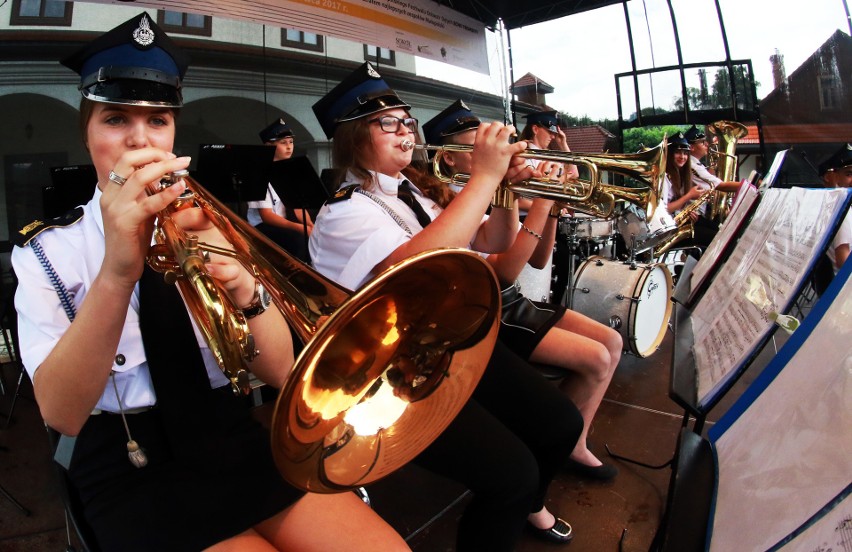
top-left (560, 220), bottom-right (581, 309)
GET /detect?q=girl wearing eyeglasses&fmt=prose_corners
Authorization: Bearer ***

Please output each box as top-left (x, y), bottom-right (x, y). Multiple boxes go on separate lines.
top-left (309, 63), bottom-right (583, 550)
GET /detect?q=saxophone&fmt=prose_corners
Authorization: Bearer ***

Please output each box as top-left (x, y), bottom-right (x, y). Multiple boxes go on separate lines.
top-left (653, 188), bottom-right (716, 256)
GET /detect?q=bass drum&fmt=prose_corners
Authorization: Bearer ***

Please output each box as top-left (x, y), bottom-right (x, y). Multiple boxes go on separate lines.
top-left (572, 256), bottom-right (673, 358)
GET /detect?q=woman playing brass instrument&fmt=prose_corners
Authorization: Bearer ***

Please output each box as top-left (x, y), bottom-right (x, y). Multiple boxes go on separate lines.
top-left (664, 131), bottom-right (718, 251)
top-left (11, 14), bottom-right (407, 552)
top-left (309, 65), bottom-right (583, 549)
top-left (424, 101), bottom-right (622, 482)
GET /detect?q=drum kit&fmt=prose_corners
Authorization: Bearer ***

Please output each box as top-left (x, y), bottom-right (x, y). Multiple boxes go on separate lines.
top-left (541, 206), bottom-right (678, 358)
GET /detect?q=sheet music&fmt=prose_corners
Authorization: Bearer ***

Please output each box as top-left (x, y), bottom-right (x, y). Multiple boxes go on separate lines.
top-left (691, 187), bottom-right (850, 408)
top-left (708, 265), bottom-right (852, 552)
top-left (688, 182), bottom-right (760, 302)
top-left (760, 148), bottom-right (789, 191)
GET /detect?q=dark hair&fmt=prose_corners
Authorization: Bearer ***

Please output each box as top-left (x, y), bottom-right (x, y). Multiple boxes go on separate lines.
top-left (331, 116), bottom-right (378, 189)
top-left (519, 124), bottom-right (536, 142)
top-left (666, 145), bottom-right (693, 198)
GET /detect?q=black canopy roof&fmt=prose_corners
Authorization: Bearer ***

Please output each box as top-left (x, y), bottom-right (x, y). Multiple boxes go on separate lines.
top-left (432, 0), bottom-right (627, 30)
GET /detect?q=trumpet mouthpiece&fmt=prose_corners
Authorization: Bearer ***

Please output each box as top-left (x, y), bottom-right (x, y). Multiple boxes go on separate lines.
top-left (400, 139), bottom-right (415, 152)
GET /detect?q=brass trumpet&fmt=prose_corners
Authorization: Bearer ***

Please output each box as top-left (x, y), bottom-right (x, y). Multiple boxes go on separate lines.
top-left (146, 174), bottom-right (500, 493)
top-left (403, 139), bottom-right (667, 221)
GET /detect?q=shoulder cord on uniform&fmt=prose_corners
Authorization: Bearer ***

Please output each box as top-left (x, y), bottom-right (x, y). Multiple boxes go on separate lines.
top-left (30, 239), bottom-right (77, 322)
top-left (354, 187), bottom-right (414, 236)
top-left (30, 239), bottom-right (148, 469)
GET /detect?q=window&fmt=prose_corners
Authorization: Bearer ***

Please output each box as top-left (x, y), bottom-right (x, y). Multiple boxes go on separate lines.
top-left (157, 10), bottom-right (212, 37)
top-left (818, 72), bottom-right (841, 110)
top-left (10, 0), bottom-right (73, 26)
top-left (364, 45), bottom-right (396, 67)
top-left (281, 29), bottom-right (324, 53)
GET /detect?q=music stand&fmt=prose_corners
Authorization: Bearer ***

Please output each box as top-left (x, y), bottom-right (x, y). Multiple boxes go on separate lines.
top-left (268, 156), bottom-right (330, 254)
top-left (655, 258), bottom-right (852, 552)
top-left (194, 145), bottom-right (273, 214)
top-left (44, 165), bottom-right (97, 218)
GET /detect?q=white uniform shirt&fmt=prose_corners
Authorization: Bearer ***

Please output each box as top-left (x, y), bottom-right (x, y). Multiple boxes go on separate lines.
top-left (309, 171), bottom-right (478, 290)
top-left (11, 186), bottom-right (228, 412)
top-left (246, 184), bottom-right (286, 227)
top-left (689, 156), bottom-right (720, 216)
top-left (648, 175), bottom-right (676, 234)
top-left (828, 210), bottom-right (852, 272)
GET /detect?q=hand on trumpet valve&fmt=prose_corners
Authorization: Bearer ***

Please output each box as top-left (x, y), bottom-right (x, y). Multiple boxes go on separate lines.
top-left (470, 122), bottom-right (527, 186)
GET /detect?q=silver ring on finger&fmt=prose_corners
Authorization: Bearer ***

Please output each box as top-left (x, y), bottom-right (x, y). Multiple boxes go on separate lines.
top-left (108, 170), bottom-right (128, 186)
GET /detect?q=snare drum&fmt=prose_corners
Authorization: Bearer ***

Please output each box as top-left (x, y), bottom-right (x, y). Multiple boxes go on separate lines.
top-left (615, 206), bottom-right (650, 247)
top-left (572, 256), bottom-right (673, 357)
top-left (560, 215), bottom-right (613, 244)
top-left (635, 207), bottom-right (678, 252)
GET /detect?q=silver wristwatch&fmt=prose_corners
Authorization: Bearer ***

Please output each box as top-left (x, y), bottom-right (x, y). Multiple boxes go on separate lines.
top-left (242, 281), bottom-right (272, 319)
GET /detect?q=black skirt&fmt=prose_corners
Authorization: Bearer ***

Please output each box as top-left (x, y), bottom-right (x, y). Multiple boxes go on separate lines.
top-left (67, 386), bottom-right (304, 552)
top-left (498, 283), bottom-right (565, 359)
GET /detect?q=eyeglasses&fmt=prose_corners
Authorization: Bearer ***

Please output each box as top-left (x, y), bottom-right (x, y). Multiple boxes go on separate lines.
top-left (369, 115), bottom-right (418, 133)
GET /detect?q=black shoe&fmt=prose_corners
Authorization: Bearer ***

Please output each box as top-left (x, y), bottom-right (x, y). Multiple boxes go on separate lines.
top-left (527, 517), bottom-right (574, 544)
top-left (565, 458), bottom-right (619, 481)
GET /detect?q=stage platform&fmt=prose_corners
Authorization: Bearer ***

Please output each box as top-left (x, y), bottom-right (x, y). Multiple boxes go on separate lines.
top-left (0, 303), bottom-right (794, 551)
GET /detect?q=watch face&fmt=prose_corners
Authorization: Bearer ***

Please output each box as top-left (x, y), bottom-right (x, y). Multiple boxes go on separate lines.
top-left (260, 286), bottom-right (272, 309)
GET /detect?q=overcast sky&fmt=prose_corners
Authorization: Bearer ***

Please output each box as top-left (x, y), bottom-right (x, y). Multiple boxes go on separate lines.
top-left (416, 0), bottom-right (851, 120)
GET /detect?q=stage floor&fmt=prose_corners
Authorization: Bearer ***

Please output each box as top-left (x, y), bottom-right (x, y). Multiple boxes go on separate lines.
top-left (0, 302), bottom-right (793, 551)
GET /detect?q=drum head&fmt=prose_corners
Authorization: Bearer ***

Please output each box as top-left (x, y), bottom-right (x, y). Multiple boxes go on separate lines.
top-left (631, 264), bottom-right (673, 356)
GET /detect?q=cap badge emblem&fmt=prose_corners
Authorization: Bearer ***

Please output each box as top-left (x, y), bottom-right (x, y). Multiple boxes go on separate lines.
top-left (366, 63), bottom-right (381, 79)
top-left (133, 14), bottom-right (155, 47)
top-left (459, 100), bottom-right (469, 110)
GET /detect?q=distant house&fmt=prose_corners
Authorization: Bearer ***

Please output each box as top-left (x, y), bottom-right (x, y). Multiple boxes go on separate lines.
top-left (564, 125), bottom-right (618, 153)
top-left (750, 30), bottom-right (852, 186)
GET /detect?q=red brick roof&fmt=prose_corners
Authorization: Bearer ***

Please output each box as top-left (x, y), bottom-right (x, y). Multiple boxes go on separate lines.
top-left (564, 125), bottom-right (617, 152)
top-left (512, 72), bottom-right (554, 93)
top-left (739, 123), bottom-right (852, 144)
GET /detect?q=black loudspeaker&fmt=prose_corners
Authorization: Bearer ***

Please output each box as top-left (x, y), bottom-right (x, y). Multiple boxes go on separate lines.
top-left (44, 165), bottom-right (97, 218)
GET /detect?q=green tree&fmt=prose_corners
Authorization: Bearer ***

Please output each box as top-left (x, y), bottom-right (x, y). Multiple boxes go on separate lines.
top-left (622, 125), bottom-right (687, 154)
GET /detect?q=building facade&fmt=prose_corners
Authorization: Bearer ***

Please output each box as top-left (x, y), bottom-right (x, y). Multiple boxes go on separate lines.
top-left (0, 1), bottom-right (520, 258)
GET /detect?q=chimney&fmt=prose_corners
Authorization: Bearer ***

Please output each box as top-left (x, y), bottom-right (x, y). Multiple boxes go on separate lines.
top-left (769, 49), bottom-right (787, 89)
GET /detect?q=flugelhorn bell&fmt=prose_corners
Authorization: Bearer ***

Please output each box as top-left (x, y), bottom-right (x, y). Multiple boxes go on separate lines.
top-left (147, 175), bottom-right (500, 493)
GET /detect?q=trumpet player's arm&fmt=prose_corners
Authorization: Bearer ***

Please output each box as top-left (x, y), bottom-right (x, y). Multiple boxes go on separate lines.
top-left (19, 158), bottom-right (191, 435)
top-left (174, 209), bottom-right (295, 388)
top-left (259, 207), bottom-right (313, 235)
top-left (375, 123), bottom-right (527, 272)
top-left (836, 243), bottom-right (850, 269)
top-left (551, 129), bottom-right (580, 180)
top-left (486, 199), bottom-right (556, 287)
top-left (713, 180), bottom-right (743, 193)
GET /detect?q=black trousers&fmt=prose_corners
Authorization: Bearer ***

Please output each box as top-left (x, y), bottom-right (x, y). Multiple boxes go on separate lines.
top-left (413, 340), bottom-right (583, 552)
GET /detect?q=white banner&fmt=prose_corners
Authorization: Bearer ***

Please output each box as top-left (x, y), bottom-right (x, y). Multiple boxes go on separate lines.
top-left (85, 0), bottom-right (490, 73)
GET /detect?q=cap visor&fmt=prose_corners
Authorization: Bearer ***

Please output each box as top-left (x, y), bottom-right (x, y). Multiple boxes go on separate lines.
top-left (82, 79), bottom-right (182, 108)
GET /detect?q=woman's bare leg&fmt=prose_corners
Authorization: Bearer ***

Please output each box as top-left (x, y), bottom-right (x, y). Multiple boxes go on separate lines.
top-left (530, 310), bottom-right (622, 466)
top-left (207, 492), bottom-right (410, 551)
